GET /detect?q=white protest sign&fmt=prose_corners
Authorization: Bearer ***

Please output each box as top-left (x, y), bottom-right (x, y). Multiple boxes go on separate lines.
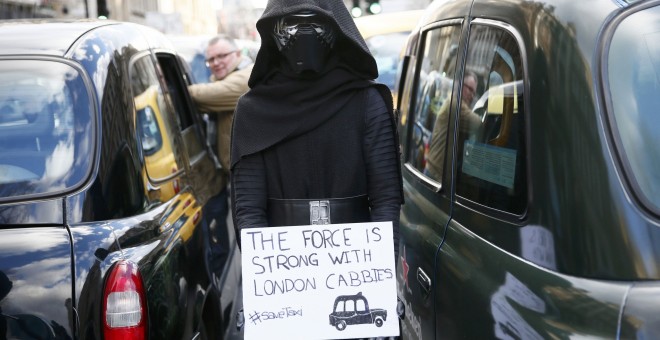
top-left (241, 222), bottom-right (399, 340)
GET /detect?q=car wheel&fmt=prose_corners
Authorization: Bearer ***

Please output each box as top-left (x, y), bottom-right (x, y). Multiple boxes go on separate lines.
top-left (335, 320), bottom-right (347, 331)
top-left (375, 317), bottom-right (384, 327)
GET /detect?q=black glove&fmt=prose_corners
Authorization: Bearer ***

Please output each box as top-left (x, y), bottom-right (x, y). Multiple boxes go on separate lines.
top-left (397, 296), bottom-right (405, 320)
top-left (236, 308), bottom-right (244, 331)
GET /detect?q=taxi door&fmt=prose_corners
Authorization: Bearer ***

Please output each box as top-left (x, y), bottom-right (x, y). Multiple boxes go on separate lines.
top-left (395, 1), bottom-right (471, 337)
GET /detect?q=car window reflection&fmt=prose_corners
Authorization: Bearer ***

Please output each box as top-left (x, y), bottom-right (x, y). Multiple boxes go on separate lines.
top-left (607, 6), bottom-right (660, 213)
top-left (0, 60), bottom-right (92, 200)
top-left (130, 56), bottom-right (182, 202)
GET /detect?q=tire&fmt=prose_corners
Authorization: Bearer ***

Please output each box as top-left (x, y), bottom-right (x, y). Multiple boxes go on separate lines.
top-left (375, 317), bottom-right (384, 327)
top-left (336, 320), bottom-right (347, 331)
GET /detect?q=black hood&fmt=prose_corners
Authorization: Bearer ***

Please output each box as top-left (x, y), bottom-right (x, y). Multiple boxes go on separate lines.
top-left (249, 0), bottom-right (378, 88)
top-left (230, 0), bottom-right (391, 170)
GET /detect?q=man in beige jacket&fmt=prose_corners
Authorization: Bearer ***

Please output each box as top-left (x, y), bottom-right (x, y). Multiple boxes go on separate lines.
top-left (187, 34), bottom-right (253, 278)
top-left (188, 34), bottom-right (254, 172)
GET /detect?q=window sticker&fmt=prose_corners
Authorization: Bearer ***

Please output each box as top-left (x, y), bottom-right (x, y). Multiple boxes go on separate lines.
top-left (462, 140), bottom-right (516, 189)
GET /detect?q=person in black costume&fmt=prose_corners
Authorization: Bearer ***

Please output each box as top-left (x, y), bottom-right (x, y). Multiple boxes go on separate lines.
top-left (230, 0), bottom-right (404, 258)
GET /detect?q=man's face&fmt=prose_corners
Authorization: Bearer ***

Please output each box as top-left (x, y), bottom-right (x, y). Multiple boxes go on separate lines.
top-left (205, 40), bottom-right (239, 80)
top-left (462, 75), bottom-right (477, 105)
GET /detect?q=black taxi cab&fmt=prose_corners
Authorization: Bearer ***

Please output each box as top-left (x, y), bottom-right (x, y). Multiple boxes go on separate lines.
top-left (395, 0), bottom-right (660, 338)
top-left (0, 20), bottom-right (241, 339)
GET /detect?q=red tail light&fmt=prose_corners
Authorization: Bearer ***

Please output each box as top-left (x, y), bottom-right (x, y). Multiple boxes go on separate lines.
top-left (102, 260), bottom-right (147, 340)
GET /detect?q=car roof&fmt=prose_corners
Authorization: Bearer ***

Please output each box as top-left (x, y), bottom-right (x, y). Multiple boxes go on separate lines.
top-left (354, 10), bottom-right (425, 39)
top-left (335, 292), bottom-right (367, 300)
top-left (0, 19), bottom-right (117, 56)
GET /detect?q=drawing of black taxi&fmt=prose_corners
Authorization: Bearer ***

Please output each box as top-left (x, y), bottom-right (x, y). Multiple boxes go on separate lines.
top-left (328, 292), bottom-right (387, 331)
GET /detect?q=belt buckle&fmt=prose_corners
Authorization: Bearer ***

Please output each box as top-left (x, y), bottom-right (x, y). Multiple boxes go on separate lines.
top-left (310, 200), bottom-right (331, 225)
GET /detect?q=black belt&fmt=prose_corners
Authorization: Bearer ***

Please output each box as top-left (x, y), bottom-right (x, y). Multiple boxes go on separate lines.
top-left (267, 195), bottom-right (370, 226)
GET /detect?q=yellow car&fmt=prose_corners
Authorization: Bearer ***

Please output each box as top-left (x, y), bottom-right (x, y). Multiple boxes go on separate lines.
top-left (134, 85), bottom-right (180, 201)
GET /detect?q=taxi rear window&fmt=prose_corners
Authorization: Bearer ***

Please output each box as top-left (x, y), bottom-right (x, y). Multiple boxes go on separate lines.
top-left (0, 59), bottom-right (93, 201)
top-left (607, 4), bottom-right (660, 214)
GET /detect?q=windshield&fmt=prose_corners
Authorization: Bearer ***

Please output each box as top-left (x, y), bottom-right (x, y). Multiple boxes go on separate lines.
top-left (0, 59), bottom-right (93, 201)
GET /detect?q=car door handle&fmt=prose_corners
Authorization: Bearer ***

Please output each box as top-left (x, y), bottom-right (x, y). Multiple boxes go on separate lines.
top-left (145, 180), bottom-right (161, 201)
top-left (417, 267), bottom-right (432, 294)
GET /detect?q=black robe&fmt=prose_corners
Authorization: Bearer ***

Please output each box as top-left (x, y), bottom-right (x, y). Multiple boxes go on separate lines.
top-left (230, 0), bottom-right (403, 255)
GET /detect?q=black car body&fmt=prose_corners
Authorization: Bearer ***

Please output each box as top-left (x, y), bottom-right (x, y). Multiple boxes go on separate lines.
top-left (0, 20), bottom-right (241, 339)
top-left (396, 0), bottom-right (660, 338)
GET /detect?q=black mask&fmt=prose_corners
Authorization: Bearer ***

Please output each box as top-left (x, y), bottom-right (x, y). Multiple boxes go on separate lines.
top-left (273, 11), bottom-right (336, 74)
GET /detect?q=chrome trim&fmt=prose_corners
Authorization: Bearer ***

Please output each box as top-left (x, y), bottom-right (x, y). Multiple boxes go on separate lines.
top-left (404, 163), bottom-right (442, 193)
top-left (420, 18), bottom-right (464, 32)
top-left (416, 267), bottom-right (432, 294)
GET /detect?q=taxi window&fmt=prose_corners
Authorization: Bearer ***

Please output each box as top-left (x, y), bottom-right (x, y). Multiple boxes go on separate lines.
top-left (0, 60), bottom-right (93, 201)
top-left (455, 25), bottom-right (527, 215)
top-left (355, 298), bottom-right (367, 312)
top-left (157, 54), bottom-right (207, 167)
top-left (345, 299), bottom-right (356, 312)
top-left (406, 25), bottom-right (462, 183)
top-left (130, 56), bottom-right (183, 190)
top-left (607, 5), bottom-right (660, 214)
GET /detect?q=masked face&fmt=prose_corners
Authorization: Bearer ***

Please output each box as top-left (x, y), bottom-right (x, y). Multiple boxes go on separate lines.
top-left (272, 11), bottom-right (336, 74)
